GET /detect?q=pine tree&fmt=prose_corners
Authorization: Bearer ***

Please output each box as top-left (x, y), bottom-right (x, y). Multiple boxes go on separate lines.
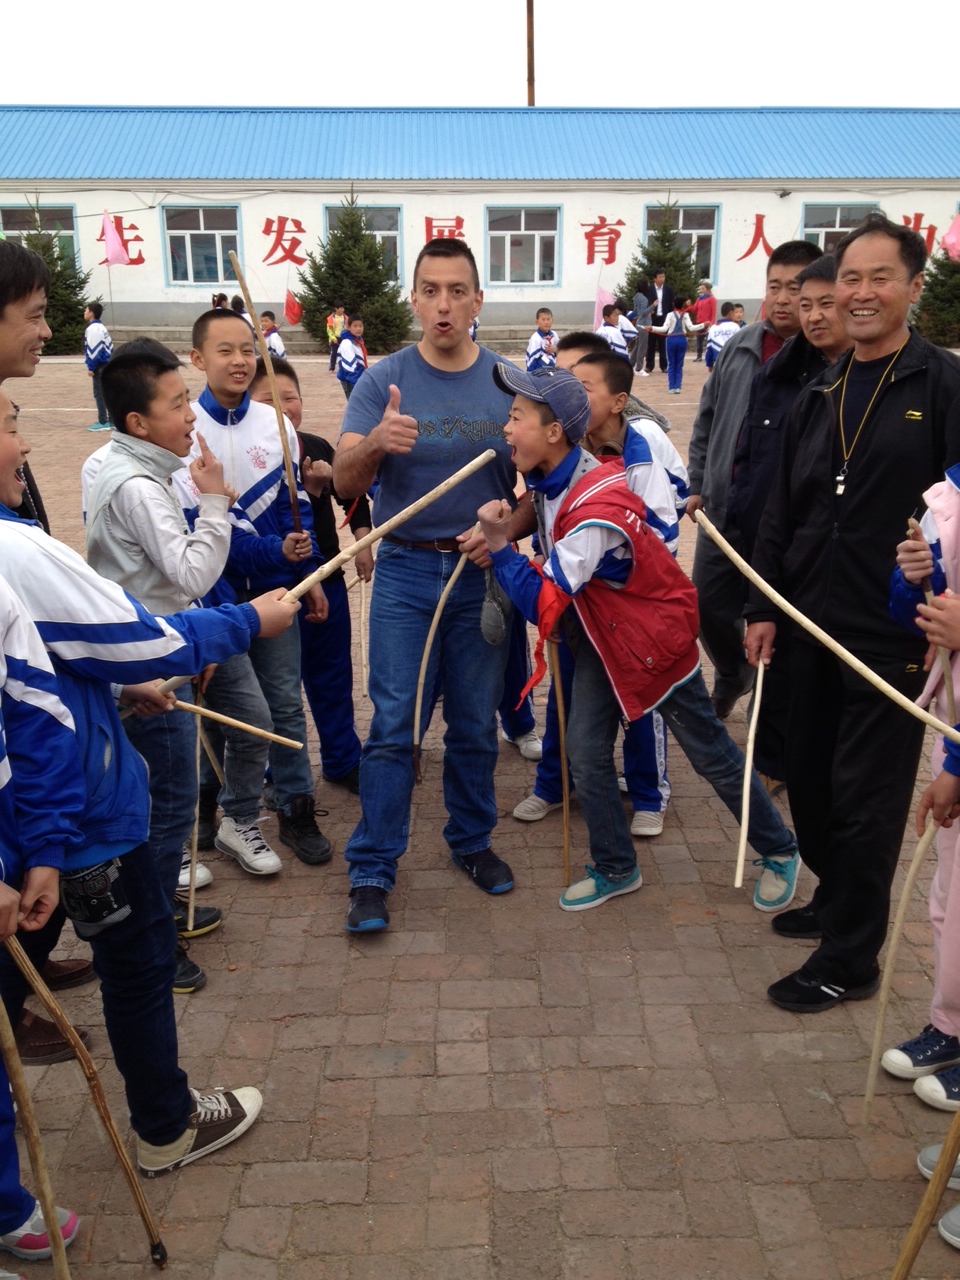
top-left (915, 249), bottom-right (960, 349)
top-left (297, 193), bottom-right (410, 354)
top-left (617, 201), bottom-right (699, 310)
top-left (21, 209), bottom-right (93, 355)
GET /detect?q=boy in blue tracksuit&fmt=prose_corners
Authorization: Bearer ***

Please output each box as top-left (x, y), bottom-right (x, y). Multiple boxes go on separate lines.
top-left (336, 315), bottom-right (369, 400)
top-left (83, 301), bottom-right (113, 431)
top-left (0, 385), bottom-right (300, 1177)
top-left (525, 308), bottom-right (558, 371)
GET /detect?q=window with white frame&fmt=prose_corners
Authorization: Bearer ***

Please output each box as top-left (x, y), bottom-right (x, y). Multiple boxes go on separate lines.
top-left (802, 204), bottom-right (878, 252)
top-left (0, 207), bottom-right (77, 262)
top-left (644, 206), bottom-right (717, 279)
top-left (164, 206), bottom-right (239, 284)
top-left (487, 208), bottom-right (558, 284)
top-left (325, 206), bottom-right (400, 280)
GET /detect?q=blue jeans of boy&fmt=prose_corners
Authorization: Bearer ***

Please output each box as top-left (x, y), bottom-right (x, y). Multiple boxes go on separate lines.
top-left (666, 333), bottom-right (688, 392)
top-left (299, 576), bottom-right (362, 782)
top-left (247, 615), bottom-right (315, 810)
top-left (0, 845), bottom-right (191, 1147)
top-left (345, 541), bottom-right (508, 891)
top-left (201, 652), bottom-right (272, 821)
top-left (92, 365), bottom-right (108, 424)
top-left (498, 607), bottom-right (536, 741)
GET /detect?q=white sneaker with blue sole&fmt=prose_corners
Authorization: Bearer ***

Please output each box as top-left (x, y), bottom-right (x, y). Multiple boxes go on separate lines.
top-left (753, 852), bottom-right (800, 912)
top-left (560, 865), bottom-right (641, 912)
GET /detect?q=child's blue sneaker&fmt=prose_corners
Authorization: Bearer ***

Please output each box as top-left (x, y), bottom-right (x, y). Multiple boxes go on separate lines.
top-left (883, 1025), bottom-right (960, 1080)
top-left (752, 852), bottom-right (800, 912)
top-left (559, 865), bottom-right (641, 912)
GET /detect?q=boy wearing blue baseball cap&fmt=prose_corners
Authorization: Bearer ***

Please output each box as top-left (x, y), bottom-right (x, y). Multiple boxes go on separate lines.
top-left (479, 364), bottom-right (800, 911)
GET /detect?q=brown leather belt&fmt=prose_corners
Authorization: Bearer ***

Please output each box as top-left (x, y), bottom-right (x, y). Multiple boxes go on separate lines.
top-left (383, 534), bottom-right (461, 552)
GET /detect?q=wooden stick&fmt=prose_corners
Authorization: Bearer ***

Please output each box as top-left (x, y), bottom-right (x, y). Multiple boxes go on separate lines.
top-left (283, 450), bottom-right (497, 602)
top-left (891, 1103), bottom-right (960, 1279)
top-left (118, 675), bottom-right (191, 721)
top-left (0, 993), bottom-right (72, 1279)
top-left (186, 709), bottom-right (202, 934)
top-left (694, 510), bottom-right (960, 746)
top-left (4, 938), bottom-right (168, 1268)
top-left (360, 577), bottom-right (369, 699)
top-left (173, 700), bottom-right (302, 750)
top-left (908, 516), bottom-right (956, 726)
top-left (344, 576), bottom-right (361, 592)
top-left (198, 723), bottom-right (225, 786)
top-left (412, 527), bottom-right (477, 783)
top-left (861, 820), bottom-right (938, 1125)
top-left (227, 250), bottom-right (301, 532)
top-left (549, 640), bottom-right (572, 889)
top-left (734, 659), bottom-right (765, 889)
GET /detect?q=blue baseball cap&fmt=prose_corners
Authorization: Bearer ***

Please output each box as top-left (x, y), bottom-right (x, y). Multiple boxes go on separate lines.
top-left (493, 363), bottom-right (591, 444)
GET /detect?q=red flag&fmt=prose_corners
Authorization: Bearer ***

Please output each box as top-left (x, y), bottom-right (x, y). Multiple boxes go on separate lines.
top-left (101, 211), bottom-right (130, 266)
top-left (284, 290), bottom-right (303, 326)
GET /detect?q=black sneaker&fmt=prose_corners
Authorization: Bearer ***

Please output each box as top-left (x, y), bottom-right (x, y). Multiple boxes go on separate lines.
top-left (771, 905), bottom-right (821, 939)
top-left (322, 765), bottom-right (360, 795)
top-left (173, 944), bottom-right (206, 995)
top-left (345, 886), bottom-right (390, 934)
top-left (767, 964), bottom-right (879, 1013)
top-left (278, 795), bottom-right (333, 865)
top-left (172, 895), bottom-right (222, 939)
top-left (452, 849), bottom-right (514, 894)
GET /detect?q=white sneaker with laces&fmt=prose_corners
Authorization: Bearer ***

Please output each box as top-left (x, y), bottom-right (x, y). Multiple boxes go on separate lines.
top-left (513, 793), bottom-right (562, 822)
top-left (215, 817), bottom-right (282, 875)
top-left (502, 729), bottom-right (543, 761)
top-left (630, 810), bottom-right (664, 837)
top-left (178, 853), bottom-right (213, 890)
top-left (137, 1085), bottom-right (262, 1176)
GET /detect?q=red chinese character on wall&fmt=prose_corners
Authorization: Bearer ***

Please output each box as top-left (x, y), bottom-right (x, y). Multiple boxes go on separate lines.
top-left (902, 212), bottom-right (938, 255)
top-left (737, 214), bottom-right (774, 262)
top-left (262, 217), bottom-right (307, 266)
top-left (581, 216), bottom-right (625, 266)
top-left (97, 215), bottom-right (145, 266)
top-left (425, 217), bottom-right (465, 240)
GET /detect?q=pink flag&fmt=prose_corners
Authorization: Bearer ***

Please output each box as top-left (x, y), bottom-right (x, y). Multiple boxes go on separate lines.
top-left (942, 213), bottom-right (960, 264)
top-left (594, 286), bottom-right (615, 332)
top-left (101, 211), bottom-right (130, 266)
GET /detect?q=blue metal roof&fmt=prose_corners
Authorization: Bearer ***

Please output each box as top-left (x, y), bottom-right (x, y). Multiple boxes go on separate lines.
top-left (2, 106), bottom-right (959, 183)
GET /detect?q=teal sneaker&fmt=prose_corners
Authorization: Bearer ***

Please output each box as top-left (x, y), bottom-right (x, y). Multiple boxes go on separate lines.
top-left (559, 865), bottom-right (641, 912)
top-left (753, 852), bottom-right (800, 912)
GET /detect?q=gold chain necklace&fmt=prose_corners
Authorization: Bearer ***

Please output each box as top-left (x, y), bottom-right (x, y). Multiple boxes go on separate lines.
top-left (835, 339), bottom-right (908, 496)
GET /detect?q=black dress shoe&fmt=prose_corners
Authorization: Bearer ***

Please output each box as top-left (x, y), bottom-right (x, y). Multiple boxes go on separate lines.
top-left (767, 965), bottom-right (880, 1013)
top-left (771, 905), bottom-right (821, 939)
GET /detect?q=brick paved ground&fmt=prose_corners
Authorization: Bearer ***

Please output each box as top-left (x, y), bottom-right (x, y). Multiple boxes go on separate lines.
top-left (7, 349), bottom-right (957, 1279)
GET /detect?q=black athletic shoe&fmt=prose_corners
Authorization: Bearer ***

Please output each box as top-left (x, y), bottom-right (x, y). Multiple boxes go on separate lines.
top-left (322, 766), bottom-right (360, 795)
top-left (452, 849), bottom-right (514, 894)
top-left (279, 796), bottom-right (333, 865)
top-left (771, 905), bottom-right (821, 939)
top-left (172, 896), bottom-right (222, 939)
top-left (345, 887), bottom-right (390, 934)
top-left (767, 965), bottom-right (879, 1013)
top-left (173, 944), bottom-right (206, 995)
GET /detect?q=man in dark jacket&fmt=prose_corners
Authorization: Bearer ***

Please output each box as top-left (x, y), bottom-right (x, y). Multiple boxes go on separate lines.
top-left (745, 213), bottom-right (960, 1012)
top-left (644, 270), bottom-right (675, 373)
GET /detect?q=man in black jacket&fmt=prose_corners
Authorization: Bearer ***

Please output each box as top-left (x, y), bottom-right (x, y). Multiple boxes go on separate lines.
top-left (745, 213), bottom-right (960, 1012)
top-left (644, 270), bottom-right (675, 373)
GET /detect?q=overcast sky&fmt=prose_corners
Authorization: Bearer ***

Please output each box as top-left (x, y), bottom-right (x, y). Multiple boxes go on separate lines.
top-left (6, 2), bottom-right (957, 110)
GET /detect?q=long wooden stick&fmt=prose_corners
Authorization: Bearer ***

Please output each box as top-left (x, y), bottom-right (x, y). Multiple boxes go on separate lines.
top-left (359, 577), bottom-right (369, 699)
top-left (549, 641), bottom-right (572, 889)
top-left (412, 527), bottom-right (477, 783)
top-left (227, 250), bottom-right (301, 532)
top-left (4, 938), bottom-right (168, 1268)
top-left (283, 450), bottom-right (497, 602)
top-left (118, 675), bottom-right (191, 721)
top-left (734, 660), bottom-right (765, 889)
top-left (861, 820), bottom-right (938, 1125)
top-left (198, 724), bottom-right (225, 786)
top-left (173, 700), bottom-right (302, 750)
top-left (0, 995), bottom-right (72, 1279)
top-left (907, 516), bottom-right (956, 726)
top-left (694, 510), bottom-right (960, 746)
top-left (891, 1104), bottom-right (960, 1279)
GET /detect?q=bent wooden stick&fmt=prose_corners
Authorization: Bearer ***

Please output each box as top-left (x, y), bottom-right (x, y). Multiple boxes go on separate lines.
top-left (694, 510), bottom-right (960, 746)
top-left (549, 640), bottom-right (572, 888)
top-left (734, 659), bottom-right (765, 889)
top-left (4, 938), bottom-right (168, 1268)
top-left (174, 700), bottom-right (302, 750)
top-left (283, 450), bottom-right (497, 602)
top-left (0, 995), bottom-right (72, 1279)
top-left (227, 250), bottom-right (302, 532)
top-left (118, 675), bottom-right (191, 721)
top-left (861, 819), bottom-right (938, 1126)
top-left (891, 1102), bottom-right (960, 1279)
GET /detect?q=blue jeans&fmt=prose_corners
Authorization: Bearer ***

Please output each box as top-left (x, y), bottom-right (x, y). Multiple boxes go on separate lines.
top-left (0, 1022), bottom-right (36, 1234)
top-left (345, 542), bottom-right (508, 891)
top-left (124, 683), bottom-right (197, 904)
top-left (299, 576), bottom-right (362, 781)
top-left (0, 846), bottom-right (191, 1147)
top-left (92, 365), bottom-right (108, 424)
top-left (498, 606), bottom-right (536, 741)
top-left (666, 333), bottom-right (687, 391)
top-left (247, 615), bottom-right (314, 810)
top-left (201, 651), bottom-right (272, 821)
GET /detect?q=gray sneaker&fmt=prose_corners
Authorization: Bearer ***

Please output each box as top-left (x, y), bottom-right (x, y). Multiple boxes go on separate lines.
top-left (940, 1202), bottom-right (960, 1249)
top-left (215, 817), bottom-right (282, 875)
top-left (918, 1143), bottom-right (960, 1191)
top-left (512, 793), bottom-right (561, 822)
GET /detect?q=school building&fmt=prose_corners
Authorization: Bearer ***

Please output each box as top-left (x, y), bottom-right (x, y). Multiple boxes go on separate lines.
top-left (1, 105), bottom-right (958, 331)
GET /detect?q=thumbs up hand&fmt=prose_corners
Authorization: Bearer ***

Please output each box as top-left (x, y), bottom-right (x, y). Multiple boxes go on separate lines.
top-left (372, 384), bottom-right (419, 455)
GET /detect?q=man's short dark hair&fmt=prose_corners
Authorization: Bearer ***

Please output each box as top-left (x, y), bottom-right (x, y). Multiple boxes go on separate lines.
top-left (192, 308), bottom-right (255, 350)
top-left (413, 238), bottom-right (480, 292)
top-left (834, 211), bottom-right (927, 277)
top-left (252, 355), bottom-right (300, 395)
top-left (653, 269), bottom-right (665, 277)
top-left (720, 301), bottom-right (737, 318)
top-left (86, 301), bottom-right (103, 320)
top-left (797, 254), bottom-right (837, 287)
top-left (102, 339), bottom-right (182, 434)
top-left (556, 331), bottom-right (609, 356)
top-left (574, 351), bottom-right (632, 398)
top-left (0, 240), bottom-right (51, 317)
top-left (767, 240), bottom-right (823, 273)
